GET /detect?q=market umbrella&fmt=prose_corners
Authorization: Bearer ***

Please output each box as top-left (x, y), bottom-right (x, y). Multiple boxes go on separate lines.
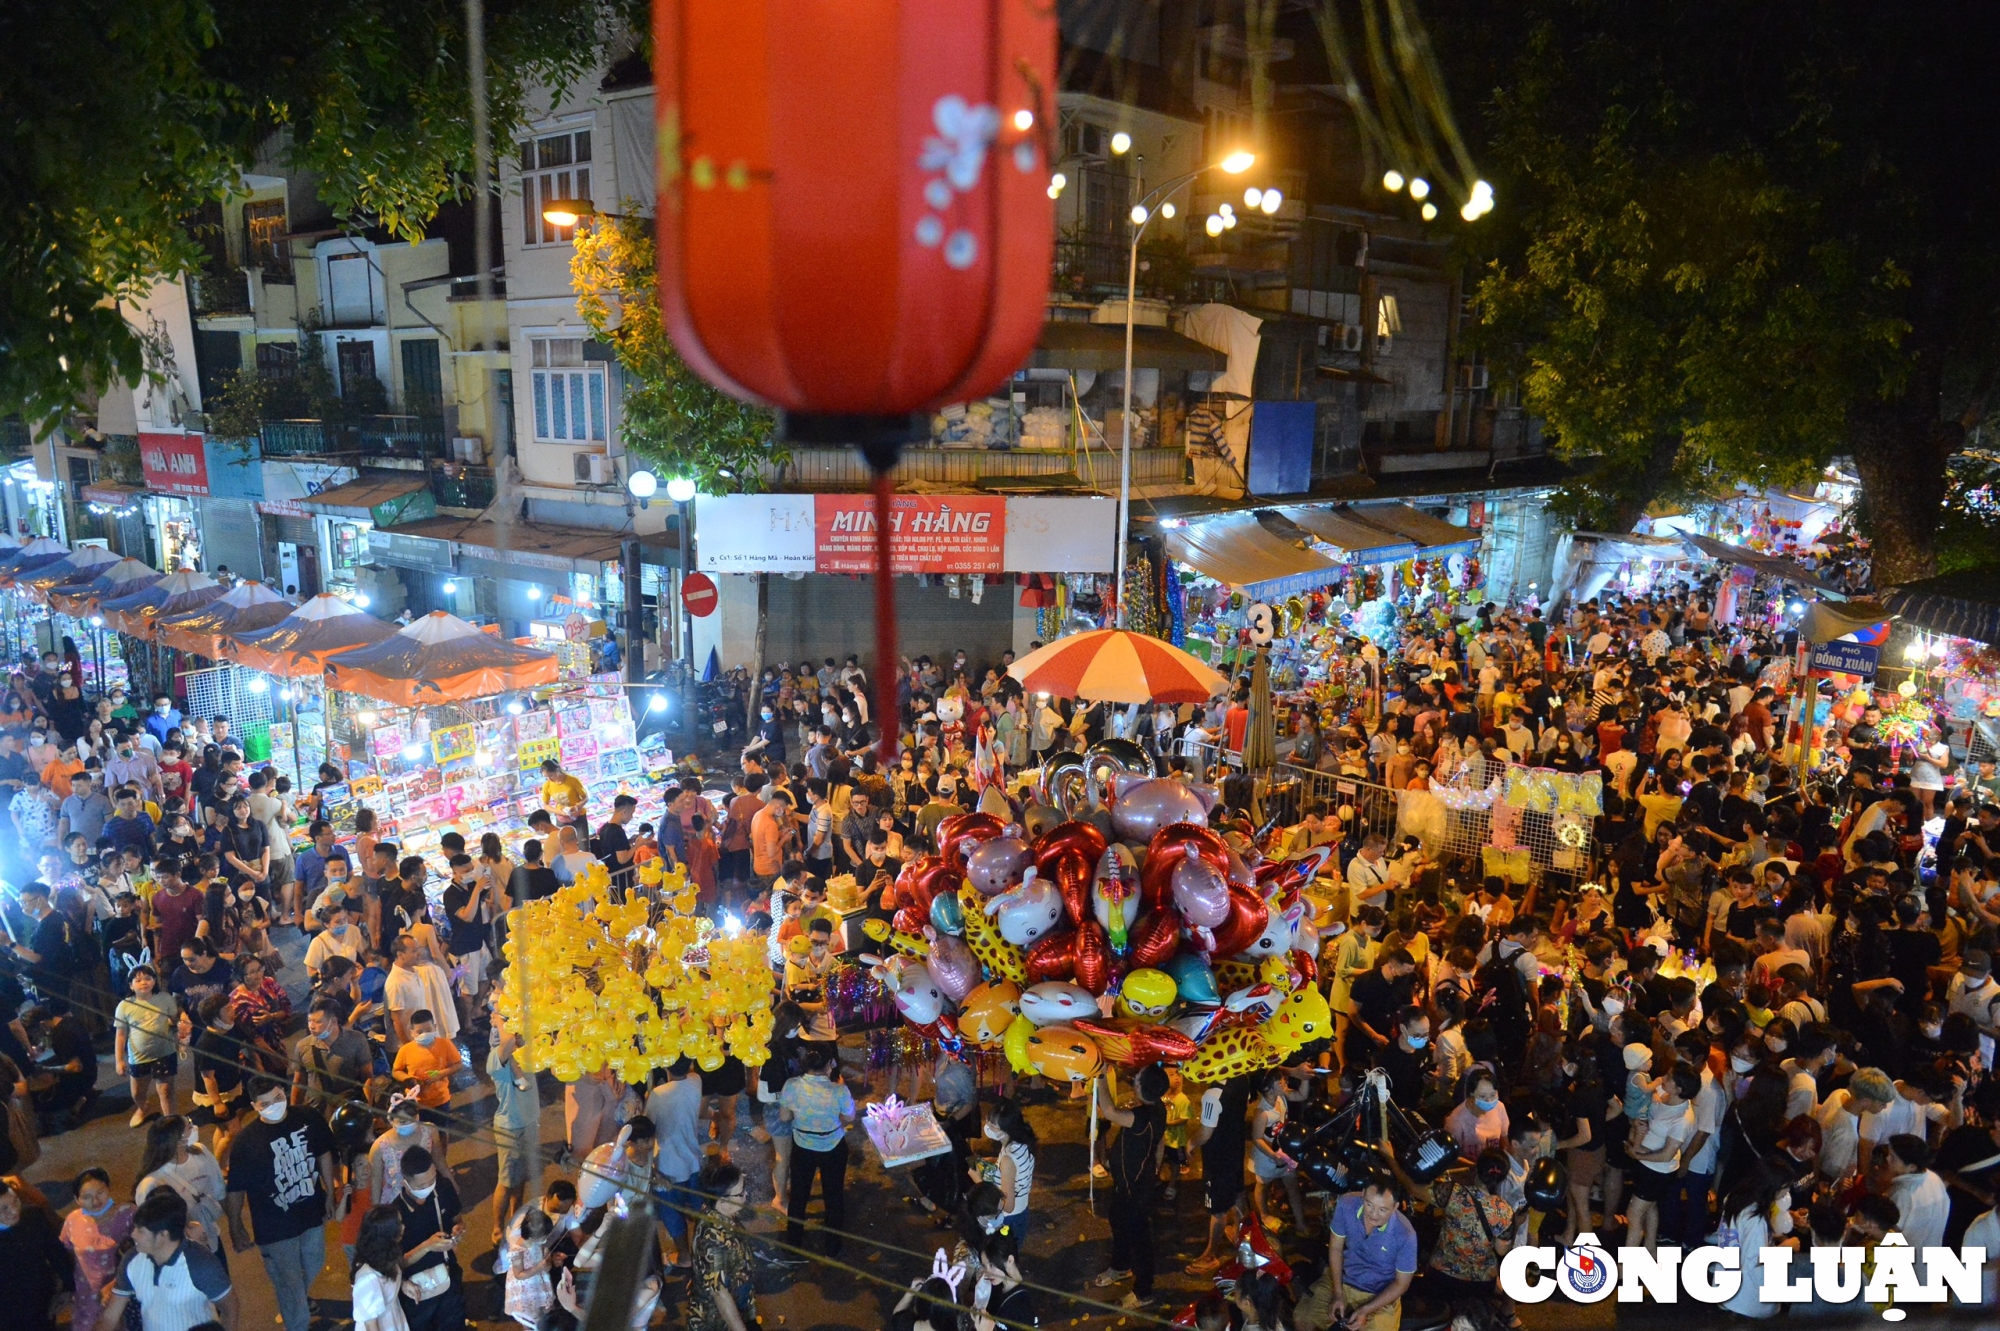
top-left (1007, 628), bottom-right (1227, 705)
top-left (323, 610), bottom-right (560, 705)
top-left (47, 557), bottom-right (162, 617)
top-left (156, 580), bottom-right (295, 658)
top-left (226, 594), bottom-right (399, 676)
top-left (99, 570), bottom-right (223, 640)
top-left (0, 536), bottom-right (71, 586)
top-left (17, 544), bottom-right (120, 602)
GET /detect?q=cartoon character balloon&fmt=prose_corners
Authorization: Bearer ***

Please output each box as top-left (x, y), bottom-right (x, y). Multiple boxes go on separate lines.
top-left (1019, 980), bottom-right (1098, 1026)
top-left (965, 829), bottom-right (1035, 898)
top-left (1108, 774), bottom-right (1219, 842)
top-left (984, 869), bottom-right (1064, 946)
top-left (958, 981), bottom-right (1022, 1048)
top-left (866, 954), bottom-right (947, 1026)
top-left (1023, 1024), bottom-right (1102, 1083)
top-left (1117, 967), bottom-right (1179, 1019)
top-left (925, 931), bottom-right (984, 1004)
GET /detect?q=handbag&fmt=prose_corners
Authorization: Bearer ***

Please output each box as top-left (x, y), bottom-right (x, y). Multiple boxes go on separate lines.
top-left (402, 1263), bottom-right (452, 1302)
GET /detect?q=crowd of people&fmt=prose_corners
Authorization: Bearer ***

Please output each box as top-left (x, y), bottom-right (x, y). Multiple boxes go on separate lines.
top-left (0, 568), bottom-right (1997, 1331)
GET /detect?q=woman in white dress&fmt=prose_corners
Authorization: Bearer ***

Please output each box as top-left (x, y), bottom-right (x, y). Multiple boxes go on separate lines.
top-left (350, 1203), bottom-right (411, 1331)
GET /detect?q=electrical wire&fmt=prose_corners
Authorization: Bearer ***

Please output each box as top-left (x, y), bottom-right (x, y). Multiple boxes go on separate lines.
top-left (27, 962), bottom-right (1199, 1328)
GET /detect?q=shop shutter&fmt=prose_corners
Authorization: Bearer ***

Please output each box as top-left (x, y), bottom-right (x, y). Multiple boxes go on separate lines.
top-left (269, 515), bottom-right (316, 546)
top-left (195, 497), bottom-right (267, 580)
top-left (764, 575), bottom-right (1016, 671)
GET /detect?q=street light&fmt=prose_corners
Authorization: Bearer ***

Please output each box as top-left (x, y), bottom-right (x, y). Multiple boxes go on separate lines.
top-left (628, 468), bottom-right (659, 509)
top-left (1113, 150), bottom-right (1261, 627)
top-left (665, 477), bottom-right (697, 504)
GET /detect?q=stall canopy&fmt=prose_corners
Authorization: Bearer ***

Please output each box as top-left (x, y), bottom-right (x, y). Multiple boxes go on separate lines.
top-left (18, 544), bottom-right (120, 600)
top-left (1680, 532), bottom-right (1847, 596)
top-left (1348, 503), bottom-right (1482, 558)
top-left (48, 558), bottom-right (161, 617)
top-left (1163, 511), bottom-right (1338, 599)
top-left (226, 594), bottom-right (400, 676)
top-left (156, 581), bottom-right (296, 658)
top-left (1277, 506), bottom-right (1419, 563)
top-left (323, 611), bottom-right (560, 705)
top-left (0, 537), bottom-right (75, 585)
top-left (1798, 600), bottom-right (1895, 646)
top-left (1028, 322), bottom-right (1230, 373)
top-left (100, 571), bottom-right (224, 639)
top-left (1881, 565), bottom-right (2000, 645)
top-left (1572, 530), bottom-right (1687, 560)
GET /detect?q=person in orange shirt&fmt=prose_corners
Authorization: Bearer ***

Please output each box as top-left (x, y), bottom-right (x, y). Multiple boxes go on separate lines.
top-left (391, 1007), bottom-right (464, 1120)
top-left (750, 787), bottom-right (794, 890)
top-left (686, 812), bottom-right (721, 906)
top-left (41, 743), bottom-right (85, 799)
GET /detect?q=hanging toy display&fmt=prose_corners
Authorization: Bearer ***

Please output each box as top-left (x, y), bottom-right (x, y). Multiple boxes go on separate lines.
top-left (1165, 561), bottom-right (1187, 647)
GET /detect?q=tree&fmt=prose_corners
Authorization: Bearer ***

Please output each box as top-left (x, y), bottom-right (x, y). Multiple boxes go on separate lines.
top-left (0, 0), bottom-right (632, 431)
top-left (1462, 0), bottom-right (2000, 580)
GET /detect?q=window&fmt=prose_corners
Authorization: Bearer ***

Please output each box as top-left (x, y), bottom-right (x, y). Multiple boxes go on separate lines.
top-left (244, 200), bottom-right (290, 279)
top-left (255, 341), bottom-right (299, 380)
top-left (519, 127), bottom-right (593, 245)
top-left (529, 337), bottom-right (607, 443)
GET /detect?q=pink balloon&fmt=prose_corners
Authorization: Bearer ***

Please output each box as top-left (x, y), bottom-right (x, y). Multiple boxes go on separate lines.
top-left (966, 835), bottom-right (1035, 897)
top-left (927, 934), bottom-right (984, 1004)
top-left (1108, 776), bottom-right (1215, 843)
top-left (1170, 856), bottom-right (1232, 928)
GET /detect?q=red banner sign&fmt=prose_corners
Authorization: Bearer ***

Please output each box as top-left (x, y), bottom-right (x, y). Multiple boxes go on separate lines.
top-left (139, 431), bottom-right (211, 496)
top-left (813, 494), bottom-right (1005, 574)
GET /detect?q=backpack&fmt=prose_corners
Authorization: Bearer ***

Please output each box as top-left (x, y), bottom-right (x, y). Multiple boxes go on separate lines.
top-left (1476, 944), bottom-right (1533, 1044)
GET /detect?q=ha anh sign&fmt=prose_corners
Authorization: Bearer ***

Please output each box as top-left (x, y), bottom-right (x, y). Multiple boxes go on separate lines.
top-left (139, 431), bottom-right (211, 496)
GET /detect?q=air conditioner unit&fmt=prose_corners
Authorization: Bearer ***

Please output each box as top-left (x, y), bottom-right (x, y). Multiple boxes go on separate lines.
top-left (1459, 364), bottom-right (1490, 391)
top-left (1339, 325), bottom-right (1364, 354)
top-left (573, 450), bottom-right (614, 485)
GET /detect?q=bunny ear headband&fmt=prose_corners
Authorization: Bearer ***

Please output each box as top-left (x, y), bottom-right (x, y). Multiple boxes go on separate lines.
top-left (388, 1090), bottom-right (420, 1112)
top-left (930, 1247), bottom-right (967, 1303)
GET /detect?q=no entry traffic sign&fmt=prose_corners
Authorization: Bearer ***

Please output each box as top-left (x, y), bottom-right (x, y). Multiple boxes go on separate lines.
top-left (681, 571), bottom-right (719, 618)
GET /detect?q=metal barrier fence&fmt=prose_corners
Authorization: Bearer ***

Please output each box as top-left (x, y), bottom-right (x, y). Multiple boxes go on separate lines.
top-left (1263, 762), bottom-right (1594, 884)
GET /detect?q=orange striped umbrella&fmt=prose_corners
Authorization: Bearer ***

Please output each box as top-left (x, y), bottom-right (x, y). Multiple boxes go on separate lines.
top-left (1006, 629), bottom-right (1226, 705)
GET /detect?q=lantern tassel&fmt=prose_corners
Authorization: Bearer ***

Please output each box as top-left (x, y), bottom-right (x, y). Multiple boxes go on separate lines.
top-left (874, 467), bottom-right (899, 765)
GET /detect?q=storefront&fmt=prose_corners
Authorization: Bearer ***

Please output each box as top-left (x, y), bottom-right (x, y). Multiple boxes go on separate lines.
top-left (292, 472), bottom-right (437, 606)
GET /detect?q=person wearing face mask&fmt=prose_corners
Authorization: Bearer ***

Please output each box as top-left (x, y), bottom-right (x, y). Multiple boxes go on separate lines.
top-left (754, 703), bottom-right (788, 765)
top-left (290, 998), bottom-right (371, 1111)
top-left (368, 1098), bottom-right (445, 1206)
top-left (1378, 1005), bottom-right (1433, 1108)
top-left (224, 1079), bottom-right (337, 1331)
top-left (60, 1167), bottom-right (136, 1331)
top-left (393, 1147), bottom-right (466, 1331)
top-left (305, 903), bottom-right (365, 982)
top-left (136, 1113), bottom-right (228, 1255)
top-left (391, 1010), bottom-right (463, 1131)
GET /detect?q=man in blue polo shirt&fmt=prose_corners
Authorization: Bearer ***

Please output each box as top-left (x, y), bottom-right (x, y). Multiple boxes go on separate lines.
top-left (1301, 1170), bottom-right (1417, 1331)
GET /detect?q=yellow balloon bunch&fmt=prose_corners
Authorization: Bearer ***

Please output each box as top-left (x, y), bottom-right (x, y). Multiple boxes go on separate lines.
top-left (494, 861), bottom-right (775, 1084)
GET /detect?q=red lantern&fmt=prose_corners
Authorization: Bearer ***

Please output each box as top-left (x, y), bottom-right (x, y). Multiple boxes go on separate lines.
top-left (654, 0), bottom-right (1056, 418)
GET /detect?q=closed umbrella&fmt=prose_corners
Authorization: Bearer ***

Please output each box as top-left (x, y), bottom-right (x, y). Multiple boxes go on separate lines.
top-left (1242, 646), bottom-right (1276, 770)
top-left (156, 581), bottom-right (295, 657)
top-left (227, 595), bottom-right (399, 676)
top-left (100, 571), bottom-right (223, 640)
top-left (1007, 628), bottom-right (1227, 705)
top-left (323, 611), bottom-right (560, 705)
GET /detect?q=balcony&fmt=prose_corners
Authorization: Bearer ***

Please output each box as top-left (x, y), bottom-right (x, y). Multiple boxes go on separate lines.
top-left (188, 266), bottom-right (250, 316)
top-left (259, 414), bottom-right (446, 460)
top-left (762, 443), bottom-right (1188, 494)
top-left (1052, 235), bottom-right (1228, 305)
top-left (431, 465), bottom-right (497, 510)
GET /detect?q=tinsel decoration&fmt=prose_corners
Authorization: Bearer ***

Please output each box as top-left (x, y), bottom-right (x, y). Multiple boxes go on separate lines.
top-left (1166, 561), bottom-right (1187, 647)
top-left (828, 963), bottom-right (895, 1028)
top-left (1123, 550), bottom-right (1160, 637)
top-left (867, 1027), bottom-right (942, 1069)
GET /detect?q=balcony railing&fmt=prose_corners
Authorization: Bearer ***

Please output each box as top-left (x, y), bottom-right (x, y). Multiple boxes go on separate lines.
top-left (432, 465), bottom-right (497, 510)
top-left (260, 414), bottom-right (446, 459)
top-left (763, 443), bottom-right (1188, 493)
top-left (189, 267), bottom-right (250, 316)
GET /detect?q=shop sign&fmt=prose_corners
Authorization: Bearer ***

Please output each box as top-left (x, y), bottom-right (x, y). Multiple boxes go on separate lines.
top-left (139, 431), bottom-right (211, 496)
top-left (430, 723), bottom-right (477, 765)
top-left (815, 494), bottom-right (1004, 574)
top-left (697, 493), bottom-right (1112, 574)
top-left (257, 500), bottom-right (312, 518)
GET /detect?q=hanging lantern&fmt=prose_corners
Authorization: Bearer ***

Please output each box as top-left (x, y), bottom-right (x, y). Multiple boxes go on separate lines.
top-left (654, 0), bottom-right (1057, 430)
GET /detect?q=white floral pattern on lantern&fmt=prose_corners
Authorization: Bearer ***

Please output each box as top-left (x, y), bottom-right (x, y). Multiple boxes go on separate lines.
top-left (921, 95), bottom-right (1001, 191)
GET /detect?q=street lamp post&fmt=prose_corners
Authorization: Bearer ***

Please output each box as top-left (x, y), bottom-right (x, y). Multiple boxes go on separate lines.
top-left (1114, 152), bottom-right (1265, 627)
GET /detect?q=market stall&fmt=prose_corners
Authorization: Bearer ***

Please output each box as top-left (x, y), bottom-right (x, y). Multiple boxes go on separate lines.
top-left (98, 569), bottom-right (225, 640)
top-left (155, 580), bottom-right (296, 658)
top-left (16, 543), bottom-right (119, 603)
top-left (219, 595), bottom-right (401, 785)
top-left (47, 557), bottom-right (161, 618)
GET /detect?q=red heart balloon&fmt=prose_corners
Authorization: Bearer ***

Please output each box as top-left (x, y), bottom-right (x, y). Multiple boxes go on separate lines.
top-left (1206, 887), bottom-right (1270, 957)
top-left (1035, 820), bottom-right (1107, 927)
top-left (1140, 823), bottom-right (1229, 914)
top-left (937, 812), bottom-right (1006, 868)
top-left (1024, 929), bottom-right (1079, 983)
top-left (1127, 910), bottom-right (1182, 967)
top-left (892, 905), bottom-right (927, 935)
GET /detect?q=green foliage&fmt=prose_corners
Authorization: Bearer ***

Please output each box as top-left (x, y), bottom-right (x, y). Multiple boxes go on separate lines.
top-left (1461, 0), bottom-right (2000, 576)
top-left (569, 210), bottom-right (782, 493)
top-left (0, 0), bottom-right (635, 432)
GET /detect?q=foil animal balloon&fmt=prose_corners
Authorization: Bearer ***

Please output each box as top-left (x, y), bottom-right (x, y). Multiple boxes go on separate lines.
top-left (1161, 952), bottom-right (1220, 1006)
top-left (965, 830), bottom-right (1035, 898)
top-left (1082, 737), bottom-right (1157, 806)
top-left (1109, 774), bottom-right (1218, 843)
top-left (984, 869), bottom-right (1064, 947)
top-left (1194, 886), bottom-right (1270, 958)
top-left (925, 931), bottom-right (984, 1004)
top-left (959, 981), bottom-right (1022, 1048)
top-left (1179, 1026), bottom-right (1283, 1084)
top-left (956, 881), bottom-right (1028, 984)
top-left (1091, 844), bottom-right (1141, 948)
top-left (1168, 850), bottom-right (1232, 928)
top-left (1023, 929), bottom-right (1079, 984)
top-left (1072, 919), bottom-right (1114, 995)
top-left (1072, 1018), bottom-right (1200, 1069)
top-left (1039, 751), bottom-right (1089, 818)
top-left (1117, 967), bottom-right (1178, 1018)
top-left (1036, 820), bottom-right (1108, 925)
top-left (1023, 1024), bottom-right (1102, 1083)
top-left (1019, 980), bottom-right (1099, 1025)
top-left (1140, 823), bottom-right (1230, 914)
top-left (1230, 892), bottom-right (1305, 963)
top-left (1260, 980), bottom-right (1332, 1056)
top-left (937, 811), bottom-right (1006, 870)
top-left (864, 954), bottom-right (947, 1026)
top-left (929, 891), bottom-right (964, 937)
